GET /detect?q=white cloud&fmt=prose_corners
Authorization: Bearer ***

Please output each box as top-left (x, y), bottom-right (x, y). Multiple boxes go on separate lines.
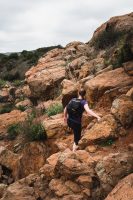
top-left (0, 0), bottom-right (132, 52)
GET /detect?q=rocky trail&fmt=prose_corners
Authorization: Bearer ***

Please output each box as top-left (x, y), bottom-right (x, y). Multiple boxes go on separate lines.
top-left (0, 12), bottom-right (133, 200)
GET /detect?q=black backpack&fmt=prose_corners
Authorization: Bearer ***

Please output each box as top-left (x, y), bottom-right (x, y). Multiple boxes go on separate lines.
top-left (67, 98), bottom-right (82, 117)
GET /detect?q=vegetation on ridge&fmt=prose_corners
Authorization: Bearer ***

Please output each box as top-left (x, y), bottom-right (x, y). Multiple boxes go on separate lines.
top-left (0, 45), bottom-right (63, 81)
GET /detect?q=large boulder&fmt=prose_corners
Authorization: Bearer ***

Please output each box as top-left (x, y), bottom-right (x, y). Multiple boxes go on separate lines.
top-left (49, 178), bottom-right (81, 198)
top-left (79, 114), bottom-right (118, 149)
top-left (19, 142), bottom-right (47, 178)
top-left (95, 151), bottom-right (133, 196)
top-left (111, 95), bottom-right (133, 128)
top-left (25, 48), bottom-right (66, 101)
top-left (61, 79), bottom-right (78, 107)
top-left (42, 114), bottom-right (67, 138)
top-left (55, 149), bottom-right (95, 180)
top-left (85, 68), bottom-right (133, 104)
top-left (105, 173), bottom-right (133, 200)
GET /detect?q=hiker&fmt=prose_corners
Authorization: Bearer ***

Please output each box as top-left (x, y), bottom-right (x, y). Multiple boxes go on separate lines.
top-left (64, 89), bottom-right (101, 152)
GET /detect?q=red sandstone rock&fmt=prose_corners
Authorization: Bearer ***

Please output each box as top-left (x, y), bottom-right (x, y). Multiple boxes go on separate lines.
top-left (85, 68), bottom-right (133, 104)
top-left (79, 114), bottom-right (118, 149)
top-left (61, 79), bottom-right (78, 107)
top-left (111, 95), bottom-right (133, 128)
top-left (42, 114), bottom-right (67, 138)
top-left (0, 110), bottom-right (27, 135)
top-left (19, 142), bottom-right (47, 178)
top-left (95, 152), bottom-right (133, 196)
top-left (105, 173), bottom-right (133, 200)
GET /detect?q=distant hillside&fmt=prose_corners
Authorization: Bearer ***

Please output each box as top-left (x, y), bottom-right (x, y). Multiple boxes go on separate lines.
top-left (0, 45), bottom-right (63, 81)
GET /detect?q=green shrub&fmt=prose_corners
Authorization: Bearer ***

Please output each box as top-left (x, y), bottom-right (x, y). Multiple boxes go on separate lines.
top-left (98, 138), bottom-right (115, 147)
top-left (13, 80), bottom-right (24, 87)
top-left (27, 123), bottom-right (47, 141)
top-left (7, 123), bottom-right (20, 140)
top-left (0, 79), bottom-right (6, 88)
top-left (19, 111), bottom-right (47, 141)
top-left (7, 112), bottom-right (47, 142)
top-left (92, 29), bottom-right (123, 50)
top-left (103, 33), bottom-right (133, 68)
top-left (0, 104), bottom-right (13, 114)
top-left (112, 43), bottom-right (133, 68)
top-left (16, 105), bottom-right (26, 112)
top-left (46, 103), bottom-right (63, 117)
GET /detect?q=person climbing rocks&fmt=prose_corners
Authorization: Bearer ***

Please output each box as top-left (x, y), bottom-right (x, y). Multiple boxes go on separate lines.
top-left (64, 89), bottom-right (101, 152)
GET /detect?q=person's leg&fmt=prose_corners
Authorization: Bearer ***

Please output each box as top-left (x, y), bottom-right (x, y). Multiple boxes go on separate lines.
top-left (73, 124), bottom-right (81, 145)
top-left (73, 123), bottom-right (81, 151)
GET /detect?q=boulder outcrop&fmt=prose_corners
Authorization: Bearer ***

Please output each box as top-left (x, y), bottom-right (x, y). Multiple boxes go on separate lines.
top-left (95, 151), bottom-right (133, 196)
top-left (25, 49), bottom-right (66, 100)
top-left (111, 95), bottom-right (133, 128)
top-left (85, 68), bottom-right (133, 104)
top-left (105, 173), bottom-right (133, 200)
top-left (42, 114), bottom-right (67, 138)
top-left (19, 142), bottom-right (47, 178)
top-left (79, 114), bottom-right (118, 149)
top-left (61, 79), bottom-right (78, 107)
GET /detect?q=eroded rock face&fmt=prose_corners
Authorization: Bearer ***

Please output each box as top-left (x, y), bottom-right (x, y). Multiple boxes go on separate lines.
top-left (79, 58), bottom-right (104, 79)
top-left (92, 12), bottom-right (133, 40)
top-left (85, 68), bottom-right (133, 104)
top-left (0, 110), bottom-right (27, 135)
top-left (1, 148), bottom-right (133, 200)
top-left (25, 49), bottom-right (66, 101)
top-left (25, 43), bottom-right (91, 102)
top-left (95, 152), bottom-right (133, 196)
top-left (42, 114), bottom-right (67, 138)
top-left (111, 95), bottom-right (133, 128)
top-left (79, 114), bottom-right (118, 149)
top-left (61, 79), bottom-right (78, 107)
top-left (0, 146), bottom-right (21, 180)
top-left (19, 142), bottom-right (47, 178)
top-left (1, 182), bottom-right (36, 200)
top-left (54, 149), bottom-right (95, 180)
top-left (105, 173), bottom-right (133, 200)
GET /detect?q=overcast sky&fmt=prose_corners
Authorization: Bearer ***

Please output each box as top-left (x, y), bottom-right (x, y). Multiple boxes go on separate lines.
top-left (0, 0), bottom-right (133, 53)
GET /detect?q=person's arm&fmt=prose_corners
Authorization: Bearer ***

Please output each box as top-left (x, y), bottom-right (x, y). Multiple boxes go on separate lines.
top-left (64, 106), bottom-right (67, 122)
top-left (84, 104), bottom-right (101, 121)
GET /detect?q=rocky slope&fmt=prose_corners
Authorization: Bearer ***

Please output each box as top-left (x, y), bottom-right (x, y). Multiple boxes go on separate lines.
top-left (0, 45), bottom-right (62, 80)
top-left (0, 12), bottom-right (133, 200)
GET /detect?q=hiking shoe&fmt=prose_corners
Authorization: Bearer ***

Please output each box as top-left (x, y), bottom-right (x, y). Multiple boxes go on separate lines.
top-left (72, 143), bottom-right (78, 152)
